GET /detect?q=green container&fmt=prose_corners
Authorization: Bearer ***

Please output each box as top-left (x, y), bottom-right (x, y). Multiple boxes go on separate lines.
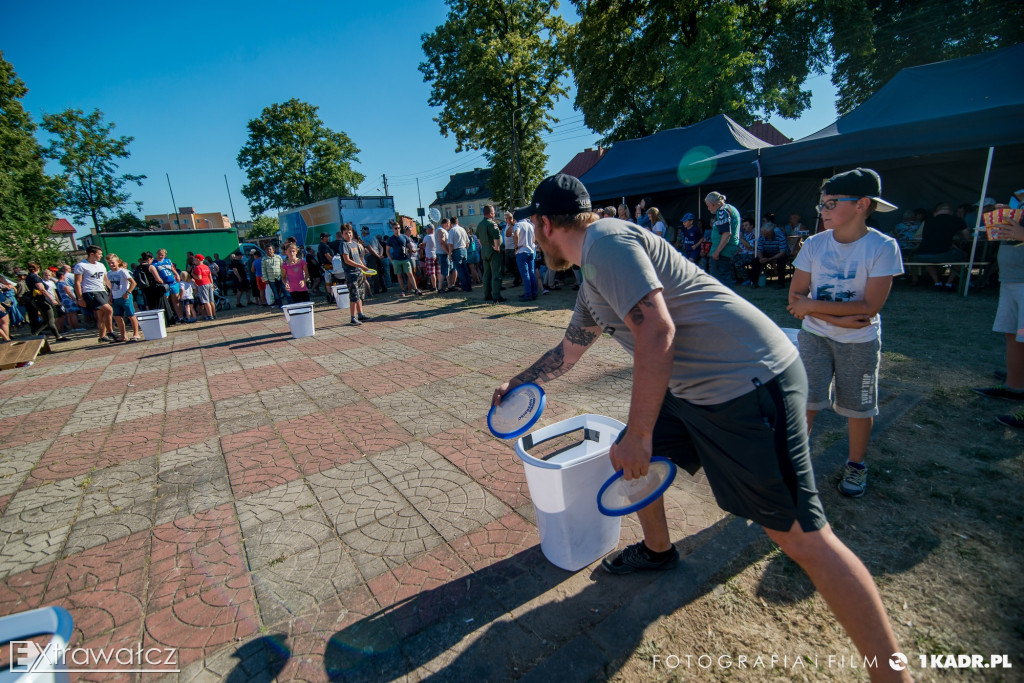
top-left (93, 229), bottom-right (240, 267)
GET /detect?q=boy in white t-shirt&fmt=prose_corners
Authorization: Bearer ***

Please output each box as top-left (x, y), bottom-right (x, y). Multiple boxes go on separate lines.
top-left (788, 168), bottom-right (904, 498)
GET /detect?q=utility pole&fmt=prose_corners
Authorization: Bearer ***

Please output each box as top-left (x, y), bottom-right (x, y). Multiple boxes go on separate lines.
top-left (416, 178), bottom-right (425, 227)
top-left (166, 173), bottom-right (180, 230)
top-left (381, 173), bottom-right (389, 197)
top-left (224, 174), bottom-right (237, 225)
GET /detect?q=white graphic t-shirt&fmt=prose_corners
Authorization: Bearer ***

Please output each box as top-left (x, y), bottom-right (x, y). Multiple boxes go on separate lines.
top-left (73, 260), bottom-right (108, 293)
top-left (793, 228), bottom-right (903, 343)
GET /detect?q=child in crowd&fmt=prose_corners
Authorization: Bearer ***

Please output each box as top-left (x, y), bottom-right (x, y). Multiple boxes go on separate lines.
top-left (339, 224), bottom-right (372, 325)
top-left (179, 271), bottom-right (197, 323)
top-left (106, 254), bottom-right (141, 342)
top-left (787, 168), bottom-right (903, 498)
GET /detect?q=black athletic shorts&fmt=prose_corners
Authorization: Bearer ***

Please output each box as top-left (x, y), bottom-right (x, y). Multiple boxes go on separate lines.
top-left (82, 291), bottom-right (111, 312)
top-left (617, 360), bottom-right (827, 533)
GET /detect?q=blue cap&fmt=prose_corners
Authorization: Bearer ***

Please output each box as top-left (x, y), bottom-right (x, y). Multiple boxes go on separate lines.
top-left (681, 213), bottom-right (695, 222)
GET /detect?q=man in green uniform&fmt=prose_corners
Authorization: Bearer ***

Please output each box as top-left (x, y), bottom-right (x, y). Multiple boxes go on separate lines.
top-left (478, 205), bottom-right (506, 303)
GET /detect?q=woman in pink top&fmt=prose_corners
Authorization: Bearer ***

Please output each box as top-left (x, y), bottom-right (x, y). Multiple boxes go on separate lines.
top-left (281, 244), bottom-right (310, 303)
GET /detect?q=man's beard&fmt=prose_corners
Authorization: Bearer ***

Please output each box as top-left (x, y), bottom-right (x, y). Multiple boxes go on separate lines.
top-left (536, 231), bottom-right (574, 271)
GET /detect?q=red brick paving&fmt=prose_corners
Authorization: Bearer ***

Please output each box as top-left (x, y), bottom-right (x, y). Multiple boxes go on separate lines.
top-left (225, 439), bottom-right (303, 497)
top-left (146, 505), bottom-right (259, 667)
top-left (367, 544), bottom-right (473, 638)
top-left (277, 412), bottom-right (367, 475)
top-left (1, 405), bottom-right (75, 448)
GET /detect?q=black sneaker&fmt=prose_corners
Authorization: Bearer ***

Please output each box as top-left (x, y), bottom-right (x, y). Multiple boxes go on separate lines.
top-left (358, 314), bottom-right (371, 322)
top-left (996, 408), bottom-right (1024, 428)
top-left (601, 541), bottom-right (680, 575)
top-left (973, 385), bottom-right (1024, 402)
top-left (350, 318), bottom-right (362, 326)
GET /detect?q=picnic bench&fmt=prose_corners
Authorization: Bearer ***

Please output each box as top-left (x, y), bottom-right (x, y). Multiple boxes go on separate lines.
top-left (0, 338), bottom-right (51, 370)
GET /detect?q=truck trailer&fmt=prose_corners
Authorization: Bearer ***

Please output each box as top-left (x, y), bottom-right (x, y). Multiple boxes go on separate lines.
top-left (87, 228), bottom-right (240, 268)
top-left (277, 196), bottom-right (396, 249)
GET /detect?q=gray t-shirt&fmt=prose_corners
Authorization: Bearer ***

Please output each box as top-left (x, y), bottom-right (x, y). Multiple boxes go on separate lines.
top-left (998, 238), bottom-right (1024, 283)
top-left (569, 218), bottom-right (799, 405)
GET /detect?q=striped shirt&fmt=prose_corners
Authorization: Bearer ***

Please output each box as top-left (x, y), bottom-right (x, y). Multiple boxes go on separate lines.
top-left (756, 228), bottom-right (789, 256)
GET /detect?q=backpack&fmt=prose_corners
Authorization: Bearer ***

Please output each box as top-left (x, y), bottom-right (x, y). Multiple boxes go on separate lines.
top-left (135, 265), bottom-right (153, 288)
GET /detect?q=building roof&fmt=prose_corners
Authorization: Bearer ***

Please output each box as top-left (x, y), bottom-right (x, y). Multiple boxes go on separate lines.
top-left (50, 218), bottom-right (76, 234)
top-left (559, 147), bottom-right (606, 178)
top-left (429, 168), bottom-right (494, 208)
top-left (746, 122), bottom-right (791, 146)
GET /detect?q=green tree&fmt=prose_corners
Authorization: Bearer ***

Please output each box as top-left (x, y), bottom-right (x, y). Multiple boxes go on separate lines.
top-left (247, 215), bottom-right (280, 239)
top-left (420, 0), bottom-right (569, 208)
top-left (237, 99), bottom-right (365, 216)
top-left (569, 0), bottom-right (829, 144)
top-left (101, 211), bottom-right (158, 233)
top-left (42, 108), bottom-right (145, 232)
top-left (828, 0), bottom-right (1024, 114)
top-left (0, 52), bottom-right (63, 269)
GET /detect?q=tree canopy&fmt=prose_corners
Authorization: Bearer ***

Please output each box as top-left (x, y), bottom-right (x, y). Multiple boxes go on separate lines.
top-left (0, 52), bottom-right (63, 268)
top-left (248, 215), bottom-right (280, 239)
top-left (569, 0), bottom-right (828, 145)
top-left (236, 99), bottom-right (365, 216)
top-left (101, 211), bottom-right (159, 233)
top-left (828, 0), bottom-right (1024, 114)
top-left (420, 0), bottom-right (569, 208)
top-left (42, 108), bottom-right (145, 232)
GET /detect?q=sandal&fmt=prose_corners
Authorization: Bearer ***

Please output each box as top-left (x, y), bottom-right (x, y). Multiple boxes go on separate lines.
top-left (127, 336), bottom-right (141, 343)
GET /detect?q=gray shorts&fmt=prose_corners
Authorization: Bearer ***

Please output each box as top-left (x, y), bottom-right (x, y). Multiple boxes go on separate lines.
top-left (993, 282), bottom-right (1024, 342)
top-left (799, 330), bottom-right (880, 418)
top-left (618, 360), bottom-right (826, 533)
top-left (196, 284), bottom-right (215, 304)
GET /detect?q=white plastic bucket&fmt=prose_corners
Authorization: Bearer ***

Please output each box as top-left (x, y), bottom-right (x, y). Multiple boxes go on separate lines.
top-left (281, 303), bottom-right (315, 338)
top-left (0, 605), bottom-right (73, 682)
top-left (332, 284), bottom-right (350, 310)
top-left (514, 414), bottom-right (625, 571)
top-left (136, 309), bottom-right (166, 340)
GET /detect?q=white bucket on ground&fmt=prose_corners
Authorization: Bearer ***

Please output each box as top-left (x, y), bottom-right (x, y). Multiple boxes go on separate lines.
top-left (333, 284), bottom-right (350, 310)
top-left (0, 605), bottom-right (73, 682)
top-left (514, 414), bottom-right (625, 571)
top-left (281, 302), bottom-right (315, 338)
top-left (136, 309), bottom-right (166, 340)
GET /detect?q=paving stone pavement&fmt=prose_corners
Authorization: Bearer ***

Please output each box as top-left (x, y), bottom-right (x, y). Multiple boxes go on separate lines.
top-left (0, 290), bottom-right (915, 681)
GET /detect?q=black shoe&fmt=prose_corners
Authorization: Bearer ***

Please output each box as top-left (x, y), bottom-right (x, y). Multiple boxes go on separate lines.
top-left (350, 318), bottom-right (362, 326)
top-left (494, 297), bottom-right (507, 303)
top-left (602, 542), bottom-right (680, 575)
top-left (358, 314), bottom-right (371, 322)
top-left (973, 385), bottom-right (1024, 401)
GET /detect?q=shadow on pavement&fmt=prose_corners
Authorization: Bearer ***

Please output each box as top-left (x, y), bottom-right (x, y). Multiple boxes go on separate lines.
top-left (224, 633), bottom-right (289, 682)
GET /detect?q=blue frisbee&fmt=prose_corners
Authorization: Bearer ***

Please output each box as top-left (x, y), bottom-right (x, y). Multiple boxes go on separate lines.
top-left (597, 457), bottom-right (677, 516)
top-left (487, 383), bottom-right (546, 439)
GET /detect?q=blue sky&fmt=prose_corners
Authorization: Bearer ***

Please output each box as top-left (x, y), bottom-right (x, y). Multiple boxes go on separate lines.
top-left (3, 1), bottom-right (837, 238)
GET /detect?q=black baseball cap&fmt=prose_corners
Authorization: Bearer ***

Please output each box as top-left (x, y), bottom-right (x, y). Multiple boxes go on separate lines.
top-left (513, 174), bottom-right (592, 221)
top-left (821, 168), bottom-right (897, 212)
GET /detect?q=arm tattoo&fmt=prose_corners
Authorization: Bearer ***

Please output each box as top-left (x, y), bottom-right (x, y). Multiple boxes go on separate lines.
top-left (627, 292), bottom-right (658, 326)
top-left (564, 323), bottom-right (598, 347)
top-left (514, 344), bottom-right (568, 385)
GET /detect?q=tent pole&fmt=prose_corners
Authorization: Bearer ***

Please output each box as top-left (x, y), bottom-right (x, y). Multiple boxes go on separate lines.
top-left (964, 146), bottom-right (994, 297)
top-left (753, 157), bottom-right (763, 255)
top-left (698, 186), bottom-right (702, 220)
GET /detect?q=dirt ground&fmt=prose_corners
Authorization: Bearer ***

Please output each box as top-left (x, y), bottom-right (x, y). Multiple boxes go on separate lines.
top-left (600, 280), bottom-right (1023, 681)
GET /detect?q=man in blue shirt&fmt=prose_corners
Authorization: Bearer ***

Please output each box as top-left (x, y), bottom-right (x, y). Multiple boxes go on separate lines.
top-left (386, 221), bottom-right (422, 296)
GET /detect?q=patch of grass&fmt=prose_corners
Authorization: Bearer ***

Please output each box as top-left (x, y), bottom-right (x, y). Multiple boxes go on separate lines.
top-left (77, 477), bottom-right (92, 489)
top-left (821, 430), bottom-right (845, 449)
top-left (268, 554), bottom-right (288, 567)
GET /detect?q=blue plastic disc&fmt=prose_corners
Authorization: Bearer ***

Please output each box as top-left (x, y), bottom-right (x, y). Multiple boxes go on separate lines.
top-left (597, 457), bottom-right (677, 516)
top-left (487, 383), bottom-right (546, 439)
